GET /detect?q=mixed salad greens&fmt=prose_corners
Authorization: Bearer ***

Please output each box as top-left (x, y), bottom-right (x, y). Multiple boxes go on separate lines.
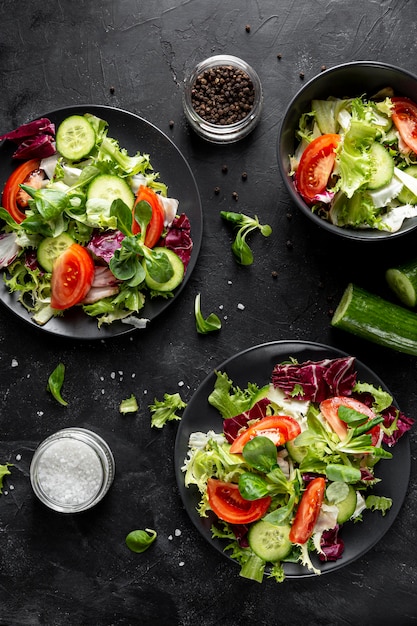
top-left (182, 355), bottom-right (413, 583)
top-left (290, 90), bottom-right (417, 231)
top-left (0, 113), bottom-right (192, 327)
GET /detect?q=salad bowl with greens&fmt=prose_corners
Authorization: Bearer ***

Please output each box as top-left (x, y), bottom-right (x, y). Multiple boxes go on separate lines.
top-left (0, 105), bottom-right (202, 339)
top-left (175, 341), bottom-right (413, 583)
top-left (278, 61), bottom-right (417, 241)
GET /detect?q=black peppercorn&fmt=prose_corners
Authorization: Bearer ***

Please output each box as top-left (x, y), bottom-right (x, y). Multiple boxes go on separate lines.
top-left (191, 65), bottom-right (255, 125)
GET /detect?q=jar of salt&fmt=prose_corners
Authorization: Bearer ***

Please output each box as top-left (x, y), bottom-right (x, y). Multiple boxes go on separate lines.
top-left (30, 428), bottom-right (115, 513)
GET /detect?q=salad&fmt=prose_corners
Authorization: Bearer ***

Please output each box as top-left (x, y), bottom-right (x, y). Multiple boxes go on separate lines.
top-left (290, 90), bottom-right (417, 231)
top-left (0, 113), bottom-right (193, 327)
top-left (182, 355), bottom-right (414, 583)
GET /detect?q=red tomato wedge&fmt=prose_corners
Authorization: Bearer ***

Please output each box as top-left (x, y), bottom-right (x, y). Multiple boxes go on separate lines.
top-left (295, 133), bottom-right (340, 204)
top-left (289, 477), bottom-right (326, 544)
top-left (50, 244), bottom-right (95, 310)
top-left (2, 159), bottom-right (43, 223)
top-left (391, 97), bottom-right (417, 154)
top-left (229, 415), bottom-right (301, 454)
top-left (320, 396), bottom-right (379, 444)
top-left (132, 185), bottom-right (165, 248)
top-left (207, 478), bottom-right (271, 524)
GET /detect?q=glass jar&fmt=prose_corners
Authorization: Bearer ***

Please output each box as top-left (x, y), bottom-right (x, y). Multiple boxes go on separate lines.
top-left (30, 427), bottom-right (115, 513)
top-left (183, 55), bottom-right (263, 144)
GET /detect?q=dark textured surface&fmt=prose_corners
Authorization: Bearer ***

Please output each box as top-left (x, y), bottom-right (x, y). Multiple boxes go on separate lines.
top-left (0, 1), bottom-right (416, 625)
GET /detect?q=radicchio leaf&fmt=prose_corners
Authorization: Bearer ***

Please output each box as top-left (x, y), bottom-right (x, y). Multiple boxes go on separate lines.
top-left (87, 230), bottom-right (125, 264)
top-left (223, 398), bottom-right (270, 443)
top-left (164, 213), bottom-right (193, 270)
top-left (0, 118), bottom-right (55, 143)
top-left (381, 405), bottom-right (415, 447)
top-left (271, 357), bottom-right (357, 402)
top-left (319, 525), bottom-right (345, 562)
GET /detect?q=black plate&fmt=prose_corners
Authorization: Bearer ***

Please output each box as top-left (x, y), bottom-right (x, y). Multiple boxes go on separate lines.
top-left (174, 340), bottom-right (411, 579)
top-left (0, 105), bottom-right (203, 339)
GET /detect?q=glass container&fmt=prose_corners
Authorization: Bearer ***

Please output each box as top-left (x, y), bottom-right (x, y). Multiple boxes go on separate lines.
top-left (30, 427), bottom-right (115, 513)
top-left (183, 54), bottom-right (263, 144)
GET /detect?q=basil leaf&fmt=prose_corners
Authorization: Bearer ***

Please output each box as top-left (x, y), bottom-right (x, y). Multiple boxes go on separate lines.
top-left (110, 198), bottom-right (134, 236)
top-left (325, 463), bottom-right (361, 483)
top-left (238, 472), bottom-right (270, 500)
top-left (47, 363), bottom-right (68, 407)
top-left (242, 436), bottom-right (277, 473)
top-left (125, 528), bottom-right (157, 553)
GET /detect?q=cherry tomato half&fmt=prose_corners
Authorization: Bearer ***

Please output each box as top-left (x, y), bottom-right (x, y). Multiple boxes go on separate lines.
top-left (320, 396), bottom-right (380, 445)
top-left (1, 159), bottom-right (43, 223)
top-left (50, 244), bottom-right (95, 310)
top-left (289, 476), bottom-right (326, 544)
top-left (207, 478), bottom-right (271, 524)
top-left (229, 415), bottom-right (301, 454)
top-left (295, 133), bottom-right (341, 204)
top-left (132, 185), bottom-right (165, 248)
top-left (391, 97), bottom-right (417, 155)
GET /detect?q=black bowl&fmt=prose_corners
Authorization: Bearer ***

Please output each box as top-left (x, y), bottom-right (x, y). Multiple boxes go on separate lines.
top-left (278, 61), bottom-right (417, 241)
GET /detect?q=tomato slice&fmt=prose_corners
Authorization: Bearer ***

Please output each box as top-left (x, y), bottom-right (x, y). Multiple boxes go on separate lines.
top-left (1, 159), bottom-right (42, 223)
top-left (207, 478), bottom-right (271, 524)
top-left (50, 244), bottom-right (95, 310)
top-left (229, 415), bottom-right (301, 454)
top-left (289, 477), bottom-right (326, 544)
top-left (391, 97), bottom-right (417, 154)
top-left (320, 396), bottom-right (379, 444)
top-left (132, 185), bottom-right (165, 248)
top-left (295, 133), bottom-right (340, 204)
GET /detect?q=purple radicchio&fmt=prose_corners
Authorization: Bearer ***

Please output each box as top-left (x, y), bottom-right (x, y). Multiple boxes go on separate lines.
top-left (381, 404), bottom-right (415, 447)
top-left (223, 398), bottom-right (271, 443)
top-left (271, 356), bottom-right (357, 402)
top-left (163, 213), bottom-right (193, 270)
top-left (87, 230), bottom-right (125, 264)
top-left (0, 118), bottom-right (56, 160)
top-left (319, 525), bottom-right (345, 562)
top-left (0, 233), bottom-right (20, 269)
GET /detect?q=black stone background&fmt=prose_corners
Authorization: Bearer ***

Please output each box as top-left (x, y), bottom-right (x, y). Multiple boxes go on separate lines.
top-left (0, 1), bottom-right (416, 625)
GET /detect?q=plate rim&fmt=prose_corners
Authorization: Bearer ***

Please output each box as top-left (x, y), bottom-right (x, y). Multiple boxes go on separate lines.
top-left (0, 104), bottom-right (203, 340)
top-left (174, 339), bottom-right (411, 579)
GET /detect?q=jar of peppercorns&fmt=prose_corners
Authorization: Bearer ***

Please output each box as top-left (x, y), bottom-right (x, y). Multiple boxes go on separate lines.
top-left (183, 55), bottom-right (263, 143)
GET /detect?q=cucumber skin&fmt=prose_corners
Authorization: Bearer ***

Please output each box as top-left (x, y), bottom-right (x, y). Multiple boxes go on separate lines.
top-left (248, 521), bottom-right (292, 562)
top-left (367, 142), bottom-right (394, 190)
top-left (336, 485), bottom-right (357, 524)
top-left (386, 260), bottom-right (417, 308)
top-left (144, 248), bottom-right (184, 292)
top-left (332, 283), bottom-right (417, 356)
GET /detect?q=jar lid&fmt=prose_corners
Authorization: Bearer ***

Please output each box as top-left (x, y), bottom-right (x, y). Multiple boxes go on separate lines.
top-left (183, 55), bottom-right (263, 144)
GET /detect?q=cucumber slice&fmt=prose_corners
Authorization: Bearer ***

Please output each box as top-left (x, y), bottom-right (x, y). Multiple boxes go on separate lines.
top-left (286, 438), bottom-right (307, 464)
top-left (37, 233), bottom-right (75, 272)
top-left (332, 283), bottom-right (417, 356)
top-left (397, 165), bottom-right (417, 205)
top-left (144, 247), bottom-right (184, 292)
top-left (367, 142), bottom-right (394, 190)
top-left (336, 485), bottom-right (357, 524)
top-left (87, 174), bottom-right (135, 209)
top-left (56, 115), bottom-right (96, 161)
top-left (386, 259), bottom-right (417, 307)
top-left (248, 520), bottom-right (292, 562)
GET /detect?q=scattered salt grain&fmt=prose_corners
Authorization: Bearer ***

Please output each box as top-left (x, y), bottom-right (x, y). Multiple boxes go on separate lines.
top-left (168, 535), bottom-right (173, 541)
top-left (37, 411), bottom-right (44, 417)
top-left (11, 359), bottom-right (18, 367)
top-left (219, 304), bottom-right (224, 310)
top-left (175, 528), bottom-right (182, 537)
top-left (9, 485), bottom-right (14, 490)
top-left (227, 280), bottom-right (232, 285)
top-left (15, 454), bottom-right (21, 461)
top-left (178, 381), bottom-right (184, 387)
top-left (237, 303), bottom-right (245, 310)
top-left (100, 376), bottom-right (104, 382)
top-left (179, 561), bottom-right (185, 567)
top-left (110, 372), bottom-right (116, 380)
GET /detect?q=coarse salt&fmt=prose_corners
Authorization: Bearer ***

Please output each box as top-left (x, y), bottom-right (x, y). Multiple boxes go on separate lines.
top-left (37, 438), bottom-right (103, 506)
